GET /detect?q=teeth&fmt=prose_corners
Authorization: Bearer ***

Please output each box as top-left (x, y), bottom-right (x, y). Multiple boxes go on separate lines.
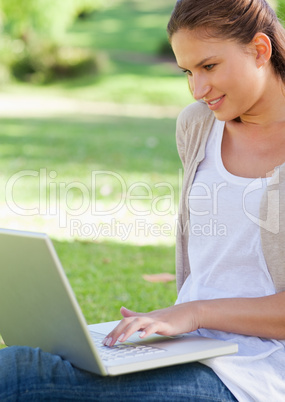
top-left (209, 97), bottom-right (223, 105)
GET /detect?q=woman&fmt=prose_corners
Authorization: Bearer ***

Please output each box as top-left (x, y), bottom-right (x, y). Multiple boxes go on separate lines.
top-left (1, 0), bottom-right (285, 400)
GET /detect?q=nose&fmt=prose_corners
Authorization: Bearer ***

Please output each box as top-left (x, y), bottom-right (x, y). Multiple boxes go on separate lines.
top-left (188, 74), bottom-right (211, 101)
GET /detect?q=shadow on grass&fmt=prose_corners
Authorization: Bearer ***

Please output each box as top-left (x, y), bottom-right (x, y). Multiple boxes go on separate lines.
top-left (0, 115), bottom-right (179, 176)
top-left (66, 0), bottom-right (175, 57)
top-left (59, 0), bottom-right (178, 90)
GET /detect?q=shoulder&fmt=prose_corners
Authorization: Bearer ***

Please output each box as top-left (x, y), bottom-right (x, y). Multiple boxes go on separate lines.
top-left (176, 101), bottom-right (215, 165)
top-left (177, 101), bottom-right (214, 131)
top-left (176, 101), bottom-right (215, 150)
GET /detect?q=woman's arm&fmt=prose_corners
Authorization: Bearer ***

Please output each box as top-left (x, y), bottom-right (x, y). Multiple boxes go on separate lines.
top-left (199, 292), bottom-right (285, 340)
top-left (103, 292), bottom-right (285, 346)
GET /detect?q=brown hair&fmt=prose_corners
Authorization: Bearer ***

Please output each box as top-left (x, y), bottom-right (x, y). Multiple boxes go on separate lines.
top-left (167, 0), bottom-right (285, 82)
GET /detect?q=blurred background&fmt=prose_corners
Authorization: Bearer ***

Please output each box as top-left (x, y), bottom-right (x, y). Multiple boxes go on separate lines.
top-left (0, 0), bottom-right (191, 244)
top-left (0, 0), bottom-right (283, 342)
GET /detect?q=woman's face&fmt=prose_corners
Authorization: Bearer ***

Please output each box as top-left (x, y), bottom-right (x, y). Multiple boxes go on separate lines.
top-left (171, 28), bottom-right (268, 122)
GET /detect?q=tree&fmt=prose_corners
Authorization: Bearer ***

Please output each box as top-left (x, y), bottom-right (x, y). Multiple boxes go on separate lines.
top-left (0, 0), bottom-right (103, 82)
top-left (0, 0), bottom-right (102, 42)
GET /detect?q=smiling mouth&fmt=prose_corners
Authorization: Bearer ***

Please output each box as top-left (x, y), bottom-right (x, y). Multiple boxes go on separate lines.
top-left (207, 96), bottom-right (225, 105)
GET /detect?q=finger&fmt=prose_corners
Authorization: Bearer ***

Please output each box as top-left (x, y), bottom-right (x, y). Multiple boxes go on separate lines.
top-left (103, 318), bottom-right (133, 346)
top-left (120, 306), bottom-right (141, 318)
top-left (119, 316), bottom-right (164, 343)
top-left (103, 316), bottom-right (148, 347)
top-left (139, 321), bottom-right (168, 339)
top-left (110, 317), bottom-right (154, 346)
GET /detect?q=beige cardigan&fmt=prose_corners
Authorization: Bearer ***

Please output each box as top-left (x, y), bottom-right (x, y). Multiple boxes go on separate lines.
top-left (175, 101), bottom-right (285, 294)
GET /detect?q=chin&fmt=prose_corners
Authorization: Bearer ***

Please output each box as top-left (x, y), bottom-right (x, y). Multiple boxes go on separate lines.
top-left (213, 110), bottom-right (241, 122)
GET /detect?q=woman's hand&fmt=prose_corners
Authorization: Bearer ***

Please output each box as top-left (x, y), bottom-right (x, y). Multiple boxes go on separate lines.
top-left (103, 303), bottom-right (201, 347)
top-left (103, 292), bottom-right (285, 346)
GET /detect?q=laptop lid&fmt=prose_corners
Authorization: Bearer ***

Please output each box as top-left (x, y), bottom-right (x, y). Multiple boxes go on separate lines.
top-left (0, 228), bottom-right (106, 375)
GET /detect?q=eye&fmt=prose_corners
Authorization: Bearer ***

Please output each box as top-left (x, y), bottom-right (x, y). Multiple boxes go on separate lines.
top-left (204, 64), bottom-right (215, 71)
top-left (182, 69), bottom-right (193, 76)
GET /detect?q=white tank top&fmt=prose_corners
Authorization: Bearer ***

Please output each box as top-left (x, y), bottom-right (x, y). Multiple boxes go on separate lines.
top-left (176, 119), bottom-right (285, 401)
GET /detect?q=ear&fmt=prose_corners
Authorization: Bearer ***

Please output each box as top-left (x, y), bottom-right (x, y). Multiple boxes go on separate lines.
top-left (252, 32), bottom-right (272, 68)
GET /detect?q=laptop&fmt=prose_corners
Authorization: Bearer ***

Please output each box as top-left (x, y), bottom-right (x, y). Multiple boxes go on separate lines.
top-left (0, 228), bottom-right (238, 376)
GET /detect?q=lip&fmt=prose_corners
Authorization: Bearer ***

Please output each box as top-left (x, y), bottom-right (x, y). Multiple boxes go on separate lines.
top-left (205, 95), bottom-right (225, 111)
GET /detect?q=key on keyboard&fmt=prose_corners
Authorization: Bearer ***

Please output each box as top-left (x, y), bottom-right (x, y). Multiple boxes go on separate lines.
top-left (89, 331), bottom-right (165, 362)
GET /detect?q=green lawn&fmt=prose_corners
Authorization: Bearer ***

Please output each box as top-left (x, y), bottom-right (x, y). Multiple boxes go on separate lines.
top-left (0, 114), bottom-right (181, 243)
top-left (55, 239), bottom-right (177, 323)
top-left (0, 0), bottom-right (189, 349)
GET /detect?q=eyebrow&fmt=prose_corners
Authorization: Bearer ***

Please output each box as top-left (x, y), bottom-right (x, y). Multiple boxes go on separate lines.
top-left (178, 56), bottom-right (218, 70)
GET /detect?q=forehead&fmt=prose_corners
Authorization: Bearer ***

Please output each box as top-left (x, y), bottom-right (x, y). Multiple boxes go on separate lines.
top-left (171, 28), bottom-right (241, 66)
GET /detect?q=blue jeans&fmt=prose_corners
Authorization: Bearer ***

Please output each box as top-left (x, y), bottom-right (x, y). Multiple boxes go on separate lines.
top-left (0, 346), bottom-right (238, 401)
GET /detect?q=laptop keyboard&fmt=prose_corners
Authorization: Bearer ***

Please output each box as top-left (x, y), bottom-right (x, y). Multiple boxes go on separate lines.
top-left (89, 331), bottom-right (165, 362)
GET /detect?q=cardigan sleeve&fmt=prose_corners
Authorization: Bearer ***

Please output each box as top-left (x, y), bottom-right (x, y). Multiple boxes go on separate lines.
top-left (260, 165), bottom-right (285, 293)
top-left (175, 102), bottom-right (215, 293)
top-left (176, 110), bottom-right (187, 167)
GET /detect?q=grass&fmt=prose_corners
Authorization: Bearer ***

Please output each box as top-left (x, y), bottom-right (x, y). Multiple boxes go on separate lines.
top-left (0, 115), bottom-right (179, 177)
top-left (2, 0), bottom-right (192, 107)
top-left (0, 0), bottom-right (189, 348)
top-left (0, 114), bottom-right (181, 243)
top-left (55, 239), bottom-right (177, 323)
top-left (67, 0), bottom-right (174, 54)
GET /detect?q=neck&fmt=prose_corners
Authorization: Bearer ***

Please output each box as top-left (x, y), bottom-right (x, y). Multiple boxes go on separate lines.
top-left (239, 75), bottom-right (285, 129)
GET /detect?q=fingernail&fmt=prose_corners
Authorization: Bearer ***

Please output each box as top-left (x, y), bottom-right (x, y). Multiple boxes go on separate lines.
top-left (106, 337), bottom-right (113, 347)
top-left (103, 337), bottom-right (112, 347)
top-left (118, 333), bottom-right (125, 342)
top-left (139, 331), bottom-right (146, 338)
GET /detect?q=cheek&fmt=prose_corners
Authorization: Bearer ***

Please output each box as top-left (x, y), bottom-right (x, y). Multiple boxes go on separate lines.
top-left (219, 65), bottom-right (238, 90)
top-left (228, 58), bottom-right (258, 90)
top-left (221, 64), bottom-right (255, 99)
top-left (231, 73), bottom-right (258, 102)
